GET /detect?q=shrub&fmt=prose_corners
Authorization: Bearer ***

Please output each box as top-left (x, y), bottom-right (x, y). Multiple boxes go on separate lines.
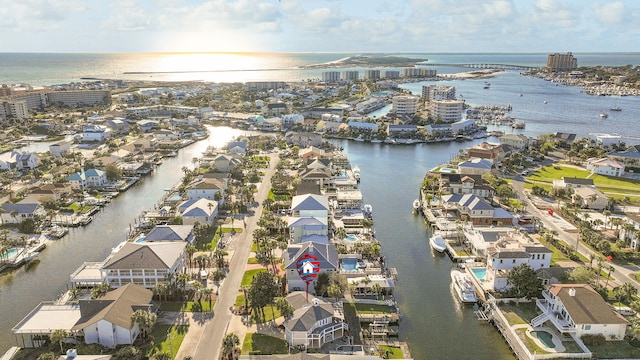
top-left (581, 334), bottom-right (606, 346)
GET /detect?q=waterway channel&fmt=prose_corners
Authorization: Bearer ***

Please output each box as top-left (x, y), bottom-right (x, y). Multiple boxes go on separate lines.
top-left (0, 126), bottom-right (246, 353)
top-left (1, 127), bottom-right (515, 358)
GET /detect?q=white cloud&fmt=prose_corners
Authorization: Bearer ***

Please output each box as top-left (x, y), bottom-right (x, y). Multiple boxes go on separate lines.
top-left (592, 1), bottom-right (627, 25)
top-left (0, 0), bottom-right (88, 31)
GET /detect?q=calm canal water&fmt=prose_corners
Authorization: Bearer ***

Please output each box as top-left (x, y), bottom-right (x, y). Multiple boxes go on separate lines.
top-left (340, 139), bottom-right (515, 360)
top-left (0, 126), bottom-right (245, 352)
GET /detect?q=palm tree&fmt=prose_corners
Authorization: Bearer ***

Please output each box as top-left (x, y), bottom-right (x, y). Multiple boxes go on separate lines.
top-left (604, 265), bottom-right (615, 288)
top-left (50, 329), bottom-right (67, 353)
top-left (185, 245), bottom-right (197, 271)
top-left (201, 287), bottom-right (214, 310)
top-left (177, 273), bottom-right (191, 298)
top-left (603, 210), bottom-right (611, 229)
top-left (130, 309), bottom-right (157, 340)
top-left (621, 282), bottom-right (637, 304)
top-left (221, 333), bottom-right (240, 360)
top-left (371, 283), bottom-right (383, 301)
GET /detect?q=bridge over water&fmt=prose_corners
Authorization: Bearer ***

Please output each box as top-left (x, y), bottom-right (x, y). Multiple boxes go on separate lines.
top-left (420, 63), bottom-right (539, 70)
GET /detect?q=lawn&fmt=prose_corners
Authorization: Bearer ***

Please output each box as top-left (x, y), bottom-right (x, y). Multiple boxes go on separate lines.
top-left (242, 333), bottom-right (289, 355)
top-left (142, 324), bottom-right (188, 359)
top-left (354, 303), bottom-right (395, 314)
top-left (253, 304), bottom-right (282, 324)
top-left (528, 165), bottom-right (590, 184)
top-left (160, 301), bottom-right (214, 312)
top-left (378, 345), bottom-right (404, 359)
top-left (499, 302), bottom-right (538, 325)
top-left (588, 340), bottom-right (640, 359)
top-left (241, 269), bottom-right (266, 287)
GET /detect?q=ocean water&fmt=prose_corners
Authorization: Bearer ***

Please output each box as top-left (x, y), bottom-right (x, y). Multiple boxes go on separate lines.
top-left (1, 52), bottom-right (638, 85)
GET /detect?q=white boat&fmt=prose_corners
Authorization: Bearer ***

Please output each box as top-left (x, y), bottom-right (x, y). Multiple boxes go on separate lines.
top-left (363, 204), bottom-right (373, 215)
top-left (600, 113), bottom-right (608, 118)
top-left (429, 234), bottom-right (447, 253)
top-left (451, 269), bottom-right (478, 303)
top-left (412, 199), bottom-right (421, 211)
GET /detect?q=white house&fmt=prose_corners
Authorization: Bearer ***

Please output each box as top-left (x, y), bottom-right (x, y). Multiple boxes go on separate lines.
top-left (457, 158), bottom-right (493, 175)
top-left (101, 241), bottom-right (186, 289)
top-left (0, 150), bottom-right (39, 171)
top-left (82, 125), bottom-right (111, 142)
top-left (49, 141), bottom-right (72, 157)
top-left (185, 177), bottom-right (227, 202)
top-left (532, 284), bottom-right (628, 340)
top-left (291, 194), bottom-right (329, 219)
top-left (66, 169), bottom-right (107, 190)
top-left (586, 157), bottom-right (625, 177)
top-left (71, 284), bottom-right (154, 348)
top-left (179, 198), bottom-right (218, 226)
top-left (283, 292), bottom-right (347, 349)
top-left (1, 197), bottom-right (46, 224)
top-left (288, 217), bottom-right (329, 243)
top-left (573, 187), bottom-right (609, 210)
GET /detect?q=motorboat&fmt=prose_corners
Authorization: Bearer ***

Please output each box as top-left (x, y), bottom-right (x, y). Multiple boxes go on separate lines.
top-left (610, 106), bottom-right (622, 112)
top-left (451, 269), bottom-right (478, 303)
top-left (429, 234), bottom-right (447, 253)
top-left (413, 199), bottom-right (421, 211)
top-left (600, 113), bottom-right (609, 118)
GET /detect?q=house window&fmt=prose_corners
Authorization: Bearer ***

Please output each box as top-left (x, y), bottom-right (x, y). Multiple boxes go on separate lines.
top-left (512, 259), bottom-right (516, 263)
top-left (542, 254), bottom-right (545, 259)
top-left (583, 324), bottom-right (591, 330)
top-left (499, 259), bottom-right (503, 264)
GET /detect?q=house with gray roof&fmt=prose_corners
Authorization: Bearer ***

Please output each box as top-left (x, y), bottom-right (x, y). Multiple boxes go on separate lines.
top-left (291, 194), bottom-right (329, 219)
top-left (441, 194), bottom-right (496, 226)
top-left (457, 158), bottom-right (493, 175)
top-left (66, 168), bottom-right (107, 190)
top-left (101, 241), bottom-right (186, 289)
top-left (1, 197), bottom-right (46, 224)
top-left (552, 176), bottom-right (594, 189)
top-left (72, 283), bottom-right (154, 348)
top-left (533, 284), bottom-right (628, 339)
top-left (179, 198), bottom-right (218, 226)
top-left (143, 224), bottom-right (196, 243)
top-left (283, 242), bottom-right (338, 293)
top-left (283, 292), bottom-right (347, 349)
top-left (288, 217), bottom-right (329, 243)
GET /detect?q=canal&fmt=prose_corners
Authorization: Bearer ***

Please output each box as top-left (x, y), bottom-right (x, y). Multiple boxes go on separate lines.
top-left (1, 128), bottom-right (514, 359)
top-left (0, 126), bottom-right (245, 352)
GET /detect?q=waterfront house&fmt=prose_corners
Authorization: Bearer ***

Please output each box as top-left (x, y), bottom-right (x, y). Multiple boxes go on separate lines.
top-left (438, 173), bottom-right (494, 199)
top-left (552, 177), bottom-right (594, 189)
top-left (387, 124), bottom-right (418, 137)
top-left (285, 132), bottom-right (323, 147)
top-left (185, 176), bottom-right (227, 202)
top-left (283, 292), bottom-right (347, 349)
top-left (348, 120), bottom-right (378, 132)
top-left (553, 132), bottom-right (577, 148)
top-left (67, 168), bottom-right (107, 190)
top-left (466, 142), bottom-right (506, 163)
top-left (291, 194), bottom-right (330, 219)
top-left (179, 198), bottom-right (218, 226)
top-left (143, 225), bottom-right (196, 244)
top-left (71, 283), bottom-right (154, 348)
top-left (441, 194), bottom-right (512, 226)
top-left (299, 146), bottom-right (326, 161)
top-left (607, 150), bottom-right (640, 169)
top-left (532, 284), bottom-right (628, 340)
top-left (1, 197), bottom-right (46, 224)
top-left (82, 125), bottom-right (111, 142)
top-left (0, 150), bottom-right (39, 171)
top-left (585, 157), bottom-right (625, 177)
top-left (212, 153), bottom-right (242, 172)
top-left (225, 140), bottom-right (248, 155)
top-left (499, 134), bottom-right (530, 150)
top-left (299, 168), bottom-right (332, 190)
top-left (101, 241), bottom-right (187, 289)
top-left (137, 119), bottom-right (159, 132)
top-left (49, 140), bottom-right (72, 157)
top-left (283, 242), bottom-right (338, 292)
top-left (572, 187), bottom-right (609, 210)
top-left (457, 158), bottom-right (493, 175)
top-left (154, 129), bottom-right (178, 141)
top-left (28, 183), bottom-right (73, 203)
top-left (288, 217), bottom-right (329, 243)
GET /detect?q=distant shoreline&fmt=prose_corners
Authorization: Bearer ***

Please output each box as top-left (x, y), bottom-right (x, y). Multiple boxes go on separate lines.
top-left (301, 55), bottom-right (426, 69)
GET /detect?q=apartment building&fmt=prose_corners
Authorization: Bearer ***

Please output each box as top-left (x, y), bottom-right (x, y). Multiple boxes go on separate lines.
top-left (392, 95), bottom-right (420, 115)
top-left (429, 99), bottom-right (464, 122)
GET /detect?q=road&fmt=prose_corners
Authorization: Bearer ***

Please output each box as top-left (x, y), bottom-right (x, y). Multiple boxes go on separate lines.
top-left (511, 177), bottom-right (640, 293)
top-left (187, 152), bottom-right (279, 360)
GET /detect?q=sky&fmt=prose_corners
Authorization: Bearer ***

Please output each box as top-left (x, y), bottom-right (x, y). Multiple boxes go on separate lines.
top-left (0, 0), bottom-right (638, 53)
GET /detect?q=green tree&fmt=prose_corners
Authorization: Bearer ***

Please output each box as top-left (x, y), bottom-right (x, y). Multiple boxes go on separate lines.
top-left (37, 352), bottom-right (56, 360)
top-left (507, 264), bottom-right (542, 303)
top-left (248, 271), bottom-right (278, 321)
top-left (104, 163), bottom-right (122, 181)
top-left (275, 297), bottom-right (294, 319)
top-left (221, 332), bottom-right (240, 360)
top-left (50, 329), bottom-right (67, 353)
top-left (130, 309), bottom-right (157, 340)
top-left (568, 266), bottom-right (597, 285)
top-left (112, 346), bottom-right (141, 360)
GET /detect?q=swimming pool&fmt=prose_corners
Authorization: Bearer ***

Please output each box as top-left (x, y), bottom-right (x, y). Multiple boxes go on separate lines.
top-left (342, 258), bottom-right (358, 271)
top-left (135, 237), bottom-right (146, 243)
top-left (471, 268), bottom-right (487, 282)
top-left (345, 235), bottom-right (358, 242)
top-left (4, 248), bottom-right (19, 258)
top-left (530, 331), bottom-right (556, 349)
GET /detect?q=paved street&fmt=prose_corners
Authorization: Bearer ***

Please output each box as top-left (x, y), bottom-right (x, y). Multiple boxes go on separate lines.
top-left (176, 152), bottom-right (280, 360)
top-left (512, 178), bottom-right (640, 293)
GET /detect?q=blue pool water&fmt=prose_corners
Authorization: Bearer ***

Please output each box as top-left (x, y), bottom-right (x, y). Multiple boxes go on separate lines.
top-left (471, 268), bottom-right (487, 282)
top-left (345, 235), bottom-right (358, 242)
top-left (531, 331), bottom-right (556, 348)
top-left (135, 237), bottom-right (146, 243)
top-left (342, 258), bottom-right (358, 271)
top-left (5, 248), bottom-right (19, 258)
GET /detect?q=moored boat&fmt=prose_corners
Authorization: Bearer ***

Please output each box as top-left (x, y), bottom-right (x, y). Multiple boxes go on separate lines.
top-left (429, 234), bottom-right (447, 253)
top-left (451, 269), bottom-right (478, 303)
top-left (600, 113), bottom-right (609, 118)
top-left (413, 199), bottom-right (421, 211)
